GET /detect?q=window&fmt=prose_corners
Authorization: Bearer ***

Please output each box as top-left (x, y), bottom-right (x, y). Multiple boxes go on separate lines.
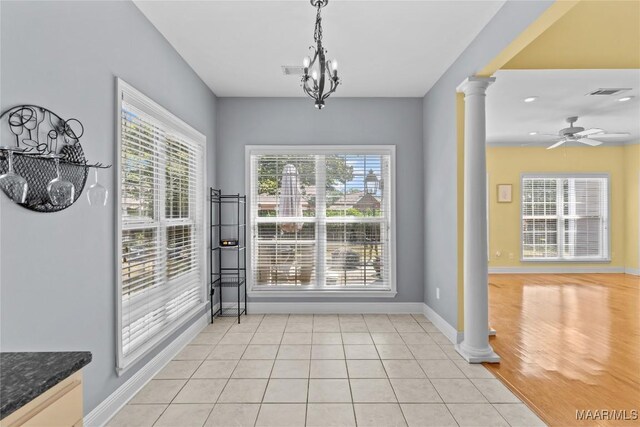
top-left (247, 146), bottom-right (395, 296)
top-left (521, 174), bottom-right (609, 261)
top-left (116, 79), bottom-right (206, 372)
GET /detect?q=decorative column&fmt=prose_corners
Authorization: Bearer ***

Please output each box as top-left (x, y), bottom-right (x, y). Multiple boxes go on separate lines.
top-left (455, 76), bottom-right (500, 363)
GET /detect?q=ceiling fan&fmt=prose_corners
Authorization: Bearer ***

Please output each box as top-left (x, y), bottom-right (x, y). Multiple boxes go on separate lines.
top-left (538, 116), bottom-right (629, 150)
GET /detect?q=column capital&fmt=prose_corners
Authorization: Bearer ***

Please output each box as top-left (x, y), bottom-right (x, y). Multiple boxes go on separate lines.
top-left (456, 76), bottom-right (495, 96)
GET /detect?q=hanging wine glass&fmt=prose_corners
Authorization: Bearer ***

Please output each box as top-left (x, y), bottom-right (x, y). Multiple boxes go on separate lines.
top-left (0, 108), bottom-right (29, 204)
top-left (87, 167), bottom-right (107, 207)
top-left (45, 154), bottom-right (75, 206)
top-left (0, 148), bottom-right (28, 204)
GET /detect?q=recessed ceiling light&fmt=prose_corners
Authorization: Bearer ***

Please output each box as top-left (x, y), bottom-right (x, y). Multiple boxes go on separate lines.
top-left (529, 131), bottom-right (538, 135)
top-left (618, 96), bottom-right (633, 102)
top-left (524, 97), bottom-right (538, 103)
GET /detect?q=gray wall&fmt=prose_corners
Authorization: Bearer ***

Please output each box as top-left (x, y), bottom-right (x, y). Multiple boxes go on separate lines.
top-left (422, 0), bottom-right (553, 328)
top-left (217, 98), bottom-right (424, 303)
top-left (0, 1), bottom-right (217, 414)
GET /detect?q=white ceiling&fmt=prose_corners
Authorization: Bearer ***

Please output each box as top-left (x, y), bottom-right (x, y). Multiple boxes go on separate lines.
top-left (487, 69), bottom-right (640, 146)
top-left (134, 0), bottom-right (505, 97)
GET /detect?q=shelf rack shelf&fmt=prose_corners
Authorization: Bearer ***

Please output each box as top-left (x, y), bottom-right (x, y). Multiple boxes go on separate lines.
top-left (210, 188), bottom-right (247, 324)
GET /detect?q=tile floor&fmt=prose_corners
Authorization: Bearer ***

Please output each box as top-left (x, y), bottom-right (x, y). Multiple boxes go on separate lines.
top-left (108, 314), bottom-right (546, 427)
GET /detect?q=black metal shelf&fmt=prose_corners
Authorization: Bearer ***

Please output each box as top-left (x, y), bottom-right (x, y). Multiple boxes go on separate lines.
top-left (219, 306), bottom-right (247, 317)
top-left (210, 188), bottom-right (247, 324)
top-left (213, 277), bottom-right (246, 288)
top-left (211, 247), bottom-right (246, 252)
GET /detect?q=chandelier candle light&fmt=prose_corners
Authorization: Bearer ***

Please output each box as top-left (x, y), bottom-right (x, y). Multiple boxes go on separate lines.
top-left (301, 0), bottom-right (340, 109)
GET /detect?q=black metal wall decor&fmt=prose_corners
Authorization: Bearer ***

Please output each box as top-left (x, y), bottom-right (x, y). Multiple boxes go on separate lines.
top-left (0, 105), bottom-right (111, 212)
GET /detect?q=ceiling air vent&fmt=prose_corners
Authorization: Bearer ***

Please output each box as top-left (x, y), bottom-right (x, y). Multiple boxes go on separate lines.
top-left (587, 88), bottom-right (631, 96)
top-left (281, 65), bottom-right (304, 76)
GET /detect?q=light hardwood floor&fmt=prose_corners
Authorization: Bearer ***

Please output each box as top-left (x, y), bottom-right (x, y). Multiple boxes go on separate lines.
top-left (486, 273), bottom-right (640, 427)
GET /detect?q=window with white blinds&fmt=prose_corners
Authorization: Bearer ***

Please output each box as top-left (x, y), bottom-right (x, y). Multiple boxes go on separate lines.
top-left (247, 146), bottom-right (395, 295)
top-left (521, 174), bottom-right (609, 261)
top-left (116, 79), bottom-right (206, 372)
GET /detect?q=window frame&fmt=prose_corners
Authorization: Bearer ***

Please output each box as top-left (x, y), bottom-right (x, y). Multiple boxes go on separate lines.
top-left (115, 78), bottom-right (207, 374)
top-left (245, 145), bottom-right (397, 297)
top-left (520, 173), bottom-right (611, 263)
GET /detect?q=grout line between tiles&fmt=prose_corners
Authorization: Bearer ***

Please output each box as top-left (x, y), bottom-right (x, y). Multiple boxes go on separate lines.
top-left (489, 402), bottom-right (521, 427)
top-left (341, 316), bottom-right (358, 427)
top-left (380, 315), bottom-right (410, 427)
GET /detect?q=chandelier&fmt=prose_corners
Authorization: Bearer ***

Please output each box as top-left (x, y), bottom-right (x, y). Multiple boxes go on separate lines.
top-left (301, 0), bottom-right (340, 109)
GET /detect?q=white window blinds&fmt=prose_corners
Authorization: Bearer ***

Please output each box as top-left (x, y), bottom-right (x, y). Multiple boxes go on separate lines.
top-left (248, 147), bottom-right (395, 293)
top-left (117, 79), bottom-right (206, 372)
top-left (521, 175), bottom-right (609, 261)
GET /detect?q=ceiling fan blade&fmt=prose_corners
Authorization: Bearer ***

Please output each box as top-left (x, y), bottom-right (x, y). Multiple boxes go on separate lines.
top-left (588, 132), bottom-right (630, 138)
top-left (578, 138), bottom-right (603, 146)
top-left (576, 128), bottom-right (604, 136)
top-left (547, 140), bottom-right (566, 150)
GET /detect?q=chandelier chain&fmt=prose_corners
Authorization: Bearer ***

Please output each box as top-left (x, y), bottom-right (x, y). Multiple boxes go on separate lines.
top-left (313, 4), bottom-right (323, 44)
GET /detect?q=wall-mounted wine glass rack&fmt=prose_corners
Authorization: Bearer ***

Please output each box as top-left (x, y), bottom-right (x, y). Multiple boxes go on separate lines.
top-left (0, 105), bottom-right (111, 212)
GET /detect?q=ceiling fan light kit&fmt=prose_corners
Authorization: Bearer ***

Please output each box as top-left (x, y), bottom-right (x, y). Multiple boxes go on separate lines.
top-left (301, 0), bottom-right (340, 109)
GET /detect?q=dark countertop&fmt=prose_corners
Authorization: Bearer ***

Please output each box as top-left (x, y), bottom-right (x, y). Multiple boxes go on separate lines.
top-left (0, 351), bottom-right (92, 419)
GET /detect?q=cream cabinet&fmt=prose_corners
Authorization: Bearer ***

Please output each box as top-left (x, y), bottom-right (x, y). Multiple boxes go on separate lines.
top-left (0, 371), bottom-right (83, 427)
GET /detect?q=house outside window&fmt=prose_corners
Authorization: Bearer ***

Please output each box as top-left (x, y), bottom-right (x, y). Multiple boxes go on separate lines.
top-left (521, 174), bottom-right (609, 262)
top-left (247, 146), bottom-right (396, 297)
top-left (116, 79), bottom-right (206, 373)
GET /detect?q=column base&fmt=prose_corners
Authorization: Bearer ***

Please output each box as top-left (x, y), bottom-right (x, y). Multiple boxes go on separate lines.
top-left (455, 342), bottom-right (500, 363)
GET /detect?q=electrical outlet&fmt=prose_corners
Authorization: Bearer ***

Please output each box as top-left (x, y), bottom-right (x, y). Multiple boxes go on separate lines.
top-left (495, 250), bottom-right (502, 258)
top-left (436, 288), bottom-right (440, 300)
top-left (509, 252), bottom-right (514, 260)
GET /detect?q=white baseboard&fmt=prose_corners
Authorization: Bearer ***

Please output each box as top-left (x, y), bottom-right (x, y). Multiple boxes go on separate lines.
top-left (625, 267), bottom-right (640, 276)
top-left (488, 266), bottom-right (625, 274)
top-left (84, 307), bottom-right (214, 427)
top-left (245, 302), bottom-right (424, 314)
top-left (422, 304), bottom-right (461, 344)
